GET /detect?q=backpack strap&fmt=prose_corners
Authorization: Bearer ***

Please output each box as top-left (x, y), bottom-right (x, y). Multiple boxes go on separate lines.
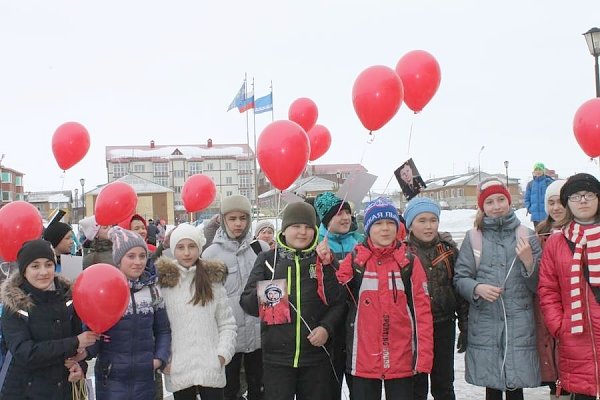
top-left (468, 228), bottom-right (483, 270)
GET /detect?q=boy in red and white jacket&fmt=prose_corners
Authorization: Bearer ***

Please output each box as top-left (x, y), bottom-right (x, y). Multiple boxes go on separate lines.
top-left (325, 197), bottom-right (433, 400)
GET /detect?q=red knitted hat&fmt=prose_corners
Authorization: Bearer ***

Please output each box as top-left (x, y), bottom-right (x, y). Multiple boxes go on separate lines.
top-left (477, 178), bottom-right (511, 210)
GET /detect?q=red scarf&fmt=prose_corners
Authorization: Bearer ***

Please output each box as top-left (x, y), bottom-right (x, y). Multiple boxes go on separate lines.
top-left (563, 221), bottom-right (600, 334)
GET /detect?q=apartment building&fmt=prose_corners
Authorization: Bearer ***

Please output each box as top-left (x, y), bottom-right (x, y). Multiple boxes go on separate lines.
top-left (0, 166), bottom-right (25, 207)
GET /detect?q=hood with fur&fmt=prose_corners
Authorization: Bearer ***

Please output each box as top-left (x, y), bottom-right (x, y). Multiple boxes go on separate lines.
top-left (155, 256), bottom-right (227, 288)
top-left (0, 273), bottom-right (72, 314)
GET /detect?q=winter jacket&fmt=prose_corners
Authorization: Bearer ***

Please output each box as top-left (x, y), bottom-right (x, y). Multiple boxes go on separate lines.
top-left (240, 231), bottom-right (345, 367)
top-left (454, 210), bottom-right (542, 390)
top-left (82, 238), bottom-right (114, 269)
top-left (0, 274), bottom-right (84, 400)
top-left (156, 257), bottom-right (237, 391)
top-left (538, 232), bottom-right (600, 397)
top-left (336, 239), bottom-right (434, 379)
top-left (406, 232), bottom-right (468, 329)
top-left (87, 265), bottom-right (171, 400)
top-left (203, 227), bottom-right (269, 354)
top-left (525, 175), bottom-right (554, 223)
top-left (317, 223), bottom-right (363, 260)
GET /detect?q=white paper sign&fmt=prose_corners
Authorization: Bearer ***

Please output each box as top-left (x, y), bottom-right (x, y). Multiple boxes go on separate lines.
top-left (60, 255), bottom-right (83, 282)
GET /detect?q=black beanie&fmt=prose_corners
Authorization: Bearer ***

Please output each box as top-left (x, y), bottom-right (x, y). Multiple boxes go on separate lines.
top-left (560, 173), bottom-right (600, 207)
top-left (17, 240), bottom-right (57, 276)
top-left (281, 202), bottom-right (317, 232)
top-left (43, 222), bottom-right (72, 248)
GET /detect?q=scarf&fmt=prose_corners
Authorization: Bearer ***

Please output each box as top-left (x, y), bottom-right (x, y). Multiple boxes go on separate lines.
top-left (563, 221), bottom-right (600, 334)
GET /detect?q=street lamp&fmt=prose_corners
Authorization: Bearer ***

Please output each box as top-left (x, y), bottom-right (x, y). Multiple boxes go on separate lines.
top-left (478, 146), bottom-right (485, 182)
top-left (583, 27), bottom-right (600, 97)
top-left (79, 178), bottom-right (85, 217)
top-left (335, 171), bottom-right (341, 190)
top-left (504, 160), bottom-right (509, 187)
top-left (74, 188), bottom-right (78, 221)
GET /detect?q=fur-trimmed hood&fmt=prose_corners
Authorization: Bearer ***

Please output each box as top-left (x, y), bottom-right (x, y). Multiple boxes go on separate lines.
top-left (156, 256), bottom-right (227, 288)
top-left (0, 273), bottom-right (72, 314)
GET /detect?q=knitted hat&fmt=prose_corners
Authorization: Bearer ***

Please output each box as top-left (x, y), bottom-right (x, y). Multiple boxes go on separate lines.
top-left (254, 220), bottom-right (275, 237)
top-left (170, 223), bottom-right (207, 250)
top-left (314, 192), bottom-right (351, 228)
top-left (403, 197), bottom-right (441, 229)
top-left (79, 216), bottom-right (100, 241)
top-left (17, 239), bottom-right (56, 276)
top-left (477, 178), bottom-right (512, 210)
top-left (109, 226), bottom-right (148, 266)
top-left (533, 162), bottom-right (545, 172)
top-left (560, 173), bottom-right (600, 207)
top-left (43, 222), bottom-right (72, 248)
top-left (364, 197), bottom-right (400, 235)
top-left (544, 179), bottom-right (566, 214)
top-left (221, 195), bottom-right (252, 216)
top-left (281, 202), bottom-right (317, 232)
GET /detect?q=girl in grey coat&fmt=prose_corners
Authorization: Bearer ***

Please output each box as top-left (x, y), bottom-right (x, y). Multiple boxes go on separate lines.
top-left (202, 195), bottom-right (269, 400)
top-left (454, 178), bottom-right (542, 400)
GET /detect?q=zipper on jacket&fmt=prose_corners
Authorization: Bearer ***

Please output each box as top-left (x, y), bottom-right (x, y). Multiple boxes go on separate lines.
top-left (584, 285), bottom-right (600, 399)
top-left (293, 256), bottom-right (301, 368)
top-left (130, 288), bottom-right (137, 399)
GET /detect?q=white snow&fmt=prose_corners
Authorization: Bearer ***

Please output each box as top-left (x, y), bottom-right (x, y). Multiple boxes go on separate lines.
top-left (107, 145), bottom-right (248, 159)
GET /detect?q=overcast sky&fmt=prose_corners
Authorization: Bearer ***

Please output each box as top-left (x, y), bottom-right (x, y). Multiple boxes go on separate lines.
top-left (1, 1), bottom-right (600, 196)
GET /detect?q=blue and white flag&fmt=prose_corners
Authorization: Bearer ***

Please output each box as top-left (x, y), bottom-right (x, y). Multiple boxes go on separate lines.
top-left (227, 82), bottom-right (245, 111)
top-left (254, 93), bottom-right (273, 114)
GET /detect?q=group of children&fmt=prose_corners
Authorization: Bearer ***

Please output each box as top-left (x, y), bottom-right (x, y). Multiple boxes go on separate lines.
top-left (3, 172), bottom-right (600, 400)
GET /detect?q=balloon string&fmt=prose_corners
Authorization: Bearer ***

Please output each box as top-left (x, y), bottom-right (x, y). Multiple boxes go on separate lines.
top-left (271, 190), bottom-right (281, 281)
top-left (60, 170), bottom-right (66, 190)
top-left (407, 117), bottom-right (415, 156)
top-left (382, 174), bottom-right (395, 195)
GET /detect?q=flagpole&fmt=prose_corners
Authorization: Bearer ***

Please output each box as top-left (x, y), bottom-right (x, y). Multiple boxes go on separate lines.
top-left (244, 73), bottom-right (252, 205)
top-left (252, 78), bottom-right (260, 215)
top-left (270, 80), bottom-right (274, 122)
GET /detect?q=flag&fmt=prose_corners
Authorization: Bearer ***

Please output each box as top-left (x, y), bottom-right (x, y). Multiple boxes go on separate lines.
top-left (254, 93), bottom-right (273, 114)
top-left (227, 82), bottom-right (245, 111)
top-left (237, 92), bottom-right (254, 113)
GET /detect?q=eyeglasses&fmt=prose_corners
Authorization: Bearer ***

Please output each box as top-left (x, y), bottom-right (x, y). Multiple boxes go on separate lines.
top-left (568, 192), bottom-right (598, 202)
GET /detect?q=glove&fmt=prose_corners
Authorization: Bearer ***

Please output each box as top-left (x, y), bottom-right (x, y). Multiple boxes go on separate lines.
top-left (457, 331), bottom-right (467, 353)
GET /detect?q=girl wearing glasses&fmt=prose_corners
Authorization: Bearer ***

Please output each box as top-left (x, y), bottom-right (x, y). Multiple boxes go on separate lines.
top-left (539, 173), bottom-right (600, 400)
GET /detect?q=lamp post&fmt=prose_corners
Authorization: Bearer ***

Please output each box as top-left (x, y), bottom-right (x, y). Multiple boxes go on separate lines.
top-left (583, 27), bottom-right (600, 97)
top-left (79, 178), bottom-right (85, 218)
top-left (478, 146), bottom-right (485, 182)
top-left (504, 160), bottom-right (509, 187)
top-left (335, 171), bottom-right (341, 190)
top-left (74, 188), bottom-right (78, 221)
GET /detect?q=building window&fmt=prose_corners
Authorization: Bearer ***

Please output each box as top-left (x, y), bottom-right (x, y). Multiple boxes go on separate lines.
top-left (240, 175), bottom-right (250, 188)
top-left (239, 161), bottom-right (252, 173)
top-left (451, 189), bottom-right (456, 198)
top-left (15, 176), bottom-right (22, 186)
top-left (1, 192), bottom-right (10, 201)
top-left (458, 188), bottom-right (464, 197)
top-left (225, 162), bottom-right (233, 170)
top-left (154, 177), bottom-right (169, 187)
top-left (174, 186), bottom-right (182, 193)
top-left (173, 170), bottom-right (185, 178)
top-left (240, 189), bottom-right (250, 198)
top-left (16, 193), bottom-right (24, 200)
top-left (113, 164), bottom-right (128, 178)
top-left (153, 163), bottom-right (169, 177)
top-left (188, 162), bottom-right (202, 175)
top-left (226, 177), bottom-right (233, 185)
top-left (226, 191), bottom-right (233, 197)
top-left (133, 164), bottom-right (145, 173)
top-left (206, 162), bottom-right (214, 171)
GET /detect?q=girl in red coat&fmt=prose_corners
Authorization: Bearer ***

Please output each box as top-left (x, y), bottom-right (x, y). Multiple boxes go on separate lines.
top-left (332, 197), bottom-right (434, 400)
top-left (539, 173), bottom-right (600, 399)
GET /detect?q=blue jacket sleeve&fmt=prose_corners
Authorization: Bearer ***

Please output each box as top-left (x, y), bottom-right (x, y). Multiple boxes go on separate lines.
top-left (152, 297), bottom-right (171, 368)
top-left (524, 181), bottom-right (532, 210)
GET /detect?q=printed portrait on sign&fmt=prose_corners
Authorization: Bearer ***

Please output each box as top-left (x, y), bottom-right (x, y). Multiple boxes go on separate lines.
top-left (257, 279), bottom-right (291, 325)
top-left (394, 158), bottom-right (427, 201)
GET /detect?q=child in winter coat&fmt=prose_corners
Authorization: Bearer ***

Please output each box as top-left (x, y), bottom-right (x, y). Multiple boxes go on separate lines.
top-left (0, 239), bottom-right (98, 400)
top-left (454, 178), bottom-right (542, 400)
top-left (87, 227), bottom-right (171, 400)
top-left (403, 197), bottom-right (468, 400)
top-left (334, 197), bottom-right (434, 400)
top-left (42, 221), bottom-right (74, 273)
top-left (538, 173), bottom-right (600, 399)
top-left (156, 223), bottom-right (237, 400)
top-left (240, 202), bottom-right (345, 400)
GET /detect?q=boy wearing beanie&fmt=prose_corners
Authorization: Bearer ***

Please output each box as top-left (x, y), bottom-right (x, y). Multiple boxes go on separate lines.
top-left (525, 162), bottom-right (554, 227)
top-left (403, 197), bottom-right (468, 400)
top-left (334, 197), bottom-right (433, 399)
top-left (203, 194), bottom-right (269, 400)
top-left (43, 221), bottom-right (74, 273)
top-left (86, 226), bottom-right (171, 400)
top-left (240, 202), bottom-right (345, 400)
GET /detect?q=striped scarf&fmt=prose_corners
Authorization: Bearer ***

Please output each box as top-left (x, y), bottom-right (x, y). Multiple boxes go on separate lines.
top-left (563, 221), bottom-right (600, 334)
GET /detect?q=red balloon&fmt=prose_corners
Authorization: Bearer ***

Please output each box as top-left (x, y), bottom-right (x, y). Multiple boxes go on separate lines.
top-left (288, 98), bottom-right (318, 132)
top-left (307, 124), bottom-right (332, 161)
top-left (52, 122), bottom-right (91, 171)
top-left (257, 120), bottom-right (310, 190)
top-left (0, 201), bottom-right (43, 262)
top-left (574, 98), bottom-right (600, 157)
top-left (395, 50), bottom-right (441, 113)
top-left (181, 174), bottom-right (217, 212)
top-left (73, 263), bottom-right (130, 333)
top-left (95, 181), bottom-right (138, 226)
top-left (352, 65), bottom-right (404, 132)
